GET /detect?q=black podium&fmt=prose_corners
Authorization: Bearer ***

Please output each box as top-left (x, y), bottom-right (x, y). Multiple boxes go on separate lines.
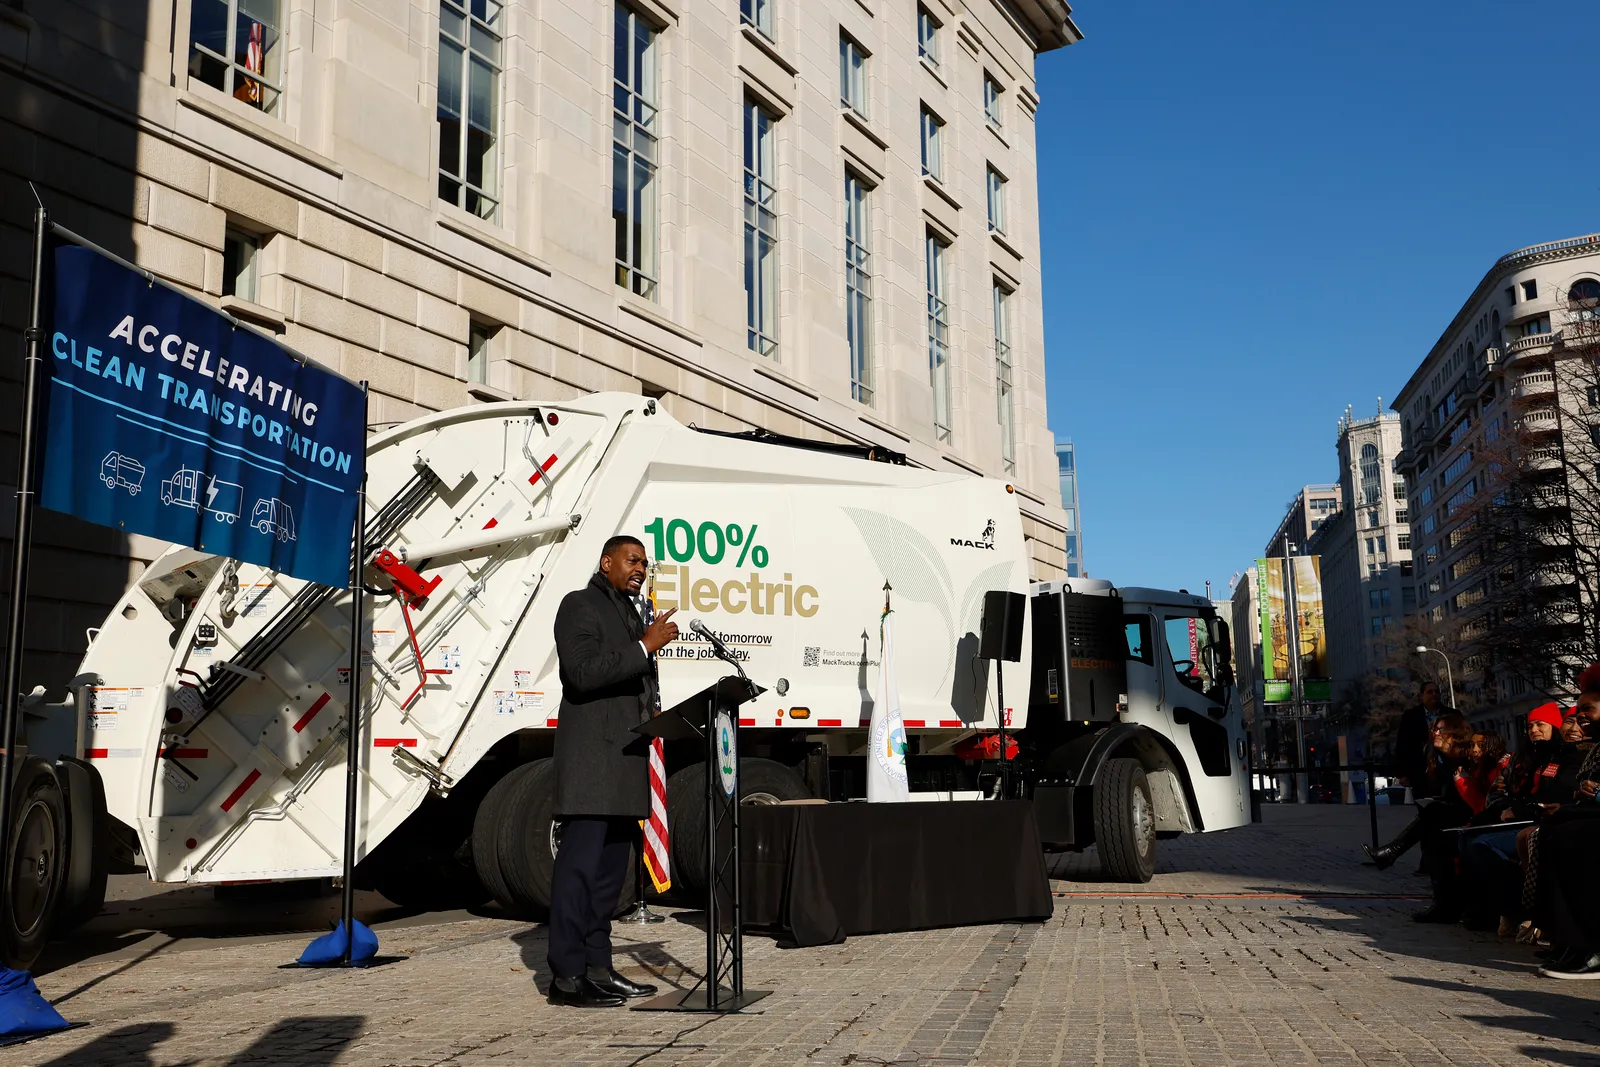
top-left (631, 674), bottom-right (770, 1013)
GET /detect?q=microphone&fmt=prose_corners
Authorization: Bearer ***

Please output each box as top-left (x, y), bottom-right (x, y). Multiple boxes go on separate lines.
top-left (690, 618), bottom-right (747, 678)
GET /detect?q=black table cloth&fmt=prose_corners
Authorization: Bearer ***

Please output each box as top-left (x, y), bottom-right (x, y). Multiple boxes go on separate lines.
top-left (740, 800), bottom-right (1053, 946)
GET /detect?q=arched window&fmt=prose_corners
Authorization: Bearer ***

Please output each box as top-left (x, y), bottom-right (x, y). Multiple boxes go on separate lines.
top-left (1360, 442), bottom-right (1382, 505)
top-left (1570, 278), bottom-right (1600, 308)
top-left (1492, 308), bottom-right (1500, 339)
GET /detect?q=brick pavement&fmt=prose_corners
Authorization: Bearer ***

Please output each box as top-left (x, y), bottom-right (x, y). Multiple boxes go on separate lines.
top-left (4, 804), bottom-right (1597, 1067)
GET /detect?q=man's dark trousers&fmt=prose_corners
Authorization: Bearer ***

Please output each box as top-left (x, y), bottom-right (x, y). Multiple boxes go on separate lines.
top-left (547, 816), bottom-right (633, 980)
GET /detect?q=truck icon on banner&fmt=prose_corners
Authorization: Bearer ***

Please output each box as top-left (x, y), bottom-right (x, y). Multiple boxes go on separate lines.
top-left (251, 498), bottom-right (296, 543)
top-left (99, 452), bottom-right (144, 494)
top-left (160, 468), bottom-right (242, 523)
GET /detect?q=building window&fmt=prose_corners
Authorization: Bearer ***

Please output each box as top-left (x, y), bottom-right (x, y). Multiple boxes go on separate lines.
top-left (744, 98), bottom-right (779, 359)
top-left (613, 4), bottom-right (658, 299)
top-left (994, 283), bottom-right (1015, 473)
top-left (926, 232), bottom-right (951, 442)
top-left (741, 0), bottom-right (773, 39)
top-left (1393, 480), bottom-right (1406, 501)
top-left (438, 0), bottom-right (502, 220)
top-left (1359, 442), bottom-right (1381, 504)
top-left (189, 0), bottom-right (283, 115)
top-left (467, 321), bottom-right (493, 384)
top-left (222, 227), bottom-right (260, 302)
top-left (986, 166), bottom-right (1007, 234)
top-left (1522, 280), bottom-right (1538, 302)
top-left (917, 6), bottom-right (939, 67)
top-left (1395, 509), bottom-right (1408, 524)
top-left (845, 172), bottom-right (873, 405)
top-left (984, 74), bottom-right (1003, 128)
top-left (840, 34), bottom-right (867, 118)
top-left (920, 107), bottom-right (943, 182)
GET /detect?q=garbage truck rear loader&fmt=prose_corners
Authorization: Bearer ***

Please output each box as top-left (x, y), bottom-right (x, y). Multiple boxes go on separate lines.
top-left (13, 393), bottom-right (1247, 960)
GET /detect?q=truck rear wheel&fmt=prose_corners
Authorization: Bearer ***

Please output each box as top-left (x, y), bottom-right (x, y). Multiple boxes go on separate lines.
top-left (1, 760), bottom-right (67, 970)
top-left (471, 767), bottom-right (524, 910)
top-left (1094, 758), bottom-right (1157, 883)
top-left (53, 758), bottom-right (109, 933)
top-left (667, 758), bottom-right (811, 900)
top-left (494, 759), bottom-right (637, 917)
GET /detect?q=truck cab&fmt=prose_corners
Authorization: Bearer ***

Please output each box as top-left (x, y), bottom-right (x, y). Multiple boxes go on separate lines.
top-left (1025, 580), bottom-right (1248, 880)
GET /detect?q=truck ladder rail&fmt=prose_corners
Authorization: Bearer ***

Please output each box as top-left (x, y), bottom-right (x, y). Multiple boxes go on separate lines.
top-left (196, 468), bottom-right (442, 714)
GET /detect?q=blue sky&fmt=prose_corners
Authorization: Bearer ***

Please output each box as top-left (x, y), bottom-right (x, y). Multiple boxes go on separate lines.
top-left (1034, 2), bottom-right (1600, 596)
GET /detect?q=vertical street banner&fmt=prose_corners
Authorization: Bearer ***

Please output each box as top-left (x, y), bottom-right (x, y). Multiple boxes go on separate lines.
top-left (40, 241), bottom-right (364, 588)
top-left (1292, 556), bottom-right (1331, 704)
top-left (1255, 558), bottom-right (1290, 703)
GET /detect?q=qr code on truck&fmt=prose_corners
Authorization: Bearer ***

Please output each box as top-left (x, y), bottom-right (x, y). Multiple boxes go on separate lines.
top-left (803, 646), bottom-right (820, 667)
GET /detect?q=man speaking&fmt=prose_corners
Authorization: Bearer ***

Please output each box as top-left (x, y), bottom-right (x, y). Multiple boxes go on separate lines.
top-left (547, 534), bottom-right (678, 1007)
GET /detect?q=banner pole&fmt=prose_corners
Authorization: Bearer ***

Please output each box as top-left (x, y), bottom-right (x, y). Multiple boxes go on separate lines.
top-left (0, 207), bottom-right (49, 946)
top-left (339, 382), bottom-right (370, 966)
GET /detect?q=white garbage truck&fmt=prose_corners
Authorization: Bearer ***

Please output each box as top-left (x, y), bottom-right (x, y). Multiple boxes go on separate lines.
top-left (9, 392), bottom-right (1247, 965)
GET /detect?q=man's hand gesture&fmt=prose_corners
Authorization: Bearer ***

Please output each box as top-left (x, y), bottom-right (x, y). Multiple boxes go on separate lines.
top-left (644, 607), bottom-right (679, 654)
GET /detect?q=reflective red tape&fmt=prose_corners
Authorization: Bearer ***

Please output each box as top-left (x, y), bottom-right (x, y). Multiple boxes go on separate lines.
top-left (221, 768), bottom-right (261, 812)
top-left (292, 693), bottom-right (331, 733)
top-left (939, 720), bottom-right (963, 728)
top-left (903, 720), bottom-right (926, 728)
top-left (85, 748), bottom-right (107, 759)
top-left (373, 738), bottom-right (417, 748)
top-left (818, 719), bottom-right (843, 727)
top-left (738, 718), bottom-right (755, 727)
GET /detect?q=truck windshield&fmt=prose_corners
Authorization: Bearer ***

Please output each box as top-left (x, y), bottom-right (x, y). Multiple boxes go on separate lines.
top-left (1163, 614), bottom-right (1221, 695)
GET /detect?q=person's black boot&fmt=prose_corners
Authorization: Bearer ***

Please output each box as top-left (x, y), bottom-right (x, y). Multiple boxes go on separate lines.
top-left (1412, 872), bottom-right (1462, 923)
top-left (1364, 815), bottom-right (1425, 870)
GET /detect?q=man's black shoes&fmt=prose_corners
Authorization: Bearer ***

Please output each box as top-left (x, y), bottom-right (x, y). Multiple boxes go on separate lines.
top-left (588, 967), bottom-right (659, 999)
top-left (547, 976), bottom-right (626, 1007)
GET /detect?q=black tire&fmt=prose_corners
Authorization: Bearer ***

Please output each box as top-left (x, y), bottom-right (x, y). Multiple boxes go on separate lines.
top-left (1093, 758), bottom-right (1157, 883)
top-left (667, 758), bottom-right (811, 899)
top-left (495, 759), bottom-right (638, 918)
top-left (1, 759), bottom-right (68, 969)
top-left (371, 859), bottom-right (489, 911)
top-left (53, 758), bottom-right (109, 933)
top-left (471, 766), bottom-right (525, 910)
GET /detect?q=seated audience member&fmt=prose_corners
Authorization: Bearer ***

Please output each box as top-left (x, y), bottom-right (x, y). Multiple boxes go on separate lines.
top-left (1528, 670), bottom-right (1600, 978)
top-left (1459, 705), bottom-right (1573, 931)
top-left (1365, 714), bottom-right (1477, 921)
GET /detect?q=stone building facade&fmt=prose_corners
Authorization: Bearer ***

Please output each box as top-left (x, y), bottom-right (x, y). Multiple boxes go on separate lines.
top-left (0, 0), bottom-right (1077, 691)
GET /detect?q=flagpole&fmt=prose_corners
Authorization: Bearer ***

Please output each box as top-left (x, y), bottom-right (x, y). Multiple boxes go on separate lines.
top-left (338, 382), bottom-right (369, 966)
top-left (0, 206), bottom-right (50, 950)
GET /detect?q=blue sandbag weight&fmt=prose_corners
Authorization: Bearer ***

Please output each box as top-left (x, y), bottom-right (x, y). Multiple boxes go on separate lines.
top-left (297, 919), bottom-right (378, 966)
top-left (0, 967), bottom-right (69, 1037)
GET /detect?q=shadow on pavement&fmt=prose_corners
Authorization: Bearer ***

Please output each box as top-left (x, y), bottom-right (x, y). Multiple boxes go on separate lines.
top-left (32, 1016), bottom-right (366, 1067)
top-left (512, 915), bottom-right (700, 993)
top-left (33, 1022), bottom-right (174, 1067)
top-left (1398, 976), bottom-right (1600, 1051)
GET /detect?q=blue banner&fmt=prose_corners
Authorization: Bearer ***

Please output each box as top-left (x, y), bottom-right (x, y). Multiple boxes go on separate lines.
top-left (41, 243), bottom-right (365, 588)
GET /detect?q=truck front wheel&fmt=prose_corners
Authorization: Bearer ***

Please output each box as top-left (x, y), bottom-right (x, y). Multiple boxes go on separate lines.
top-left (1, 759), bottom-right (67, 970)
top-left (1093, 758), bottom-right (1157, 883)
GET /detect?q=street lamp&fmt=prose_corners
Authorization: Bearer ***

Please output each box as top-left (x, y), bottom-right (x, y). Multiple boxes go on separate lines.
top-left (1415, 645), bottom-right (1456, 709)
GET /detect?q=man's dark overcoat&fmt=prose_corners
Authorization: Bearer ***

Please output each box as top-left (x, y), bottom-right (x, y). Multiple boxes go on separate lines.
top-left (552, 571), bottom-right (655, 817)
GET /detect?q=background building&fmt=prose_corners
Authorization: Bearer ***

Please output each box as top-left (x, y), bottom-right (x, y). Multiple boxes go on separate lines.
top-left (0, 0), bottom-right (1079, 692)
top-left (1056, 437), bottom-right (1083, 576)
top-left (1395, 233), bottom-right (1600, 736)
top-left (1265, 484), bottom-right (1340, 562)
top-left (1311, 407), bottom-right (1411, 702)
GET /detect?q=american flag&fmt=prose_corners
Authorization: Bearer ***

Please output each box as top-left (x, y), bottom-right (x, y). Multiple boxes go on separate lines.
top-left (241, 21), bottom-right (264, 104)
top-left (640, 588), bottom-right (670, 893)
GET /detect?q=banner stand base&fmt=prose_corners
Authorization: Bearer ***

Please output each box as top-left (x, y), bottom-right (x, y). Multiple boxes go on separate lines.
top-left (632, 987), bottom-right (770, 1013)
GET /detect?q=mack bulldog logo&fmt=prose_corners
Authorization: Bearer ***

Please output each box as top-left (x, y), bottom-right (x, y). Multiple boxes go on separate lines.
top-left (950, 518), bottom-right (997, 551)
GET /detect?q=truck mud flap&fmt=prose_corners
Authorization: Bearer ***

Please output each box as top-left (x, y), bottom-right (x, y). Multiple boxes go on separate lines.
top-left (1032, 784), bottom-right (1075, 848)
